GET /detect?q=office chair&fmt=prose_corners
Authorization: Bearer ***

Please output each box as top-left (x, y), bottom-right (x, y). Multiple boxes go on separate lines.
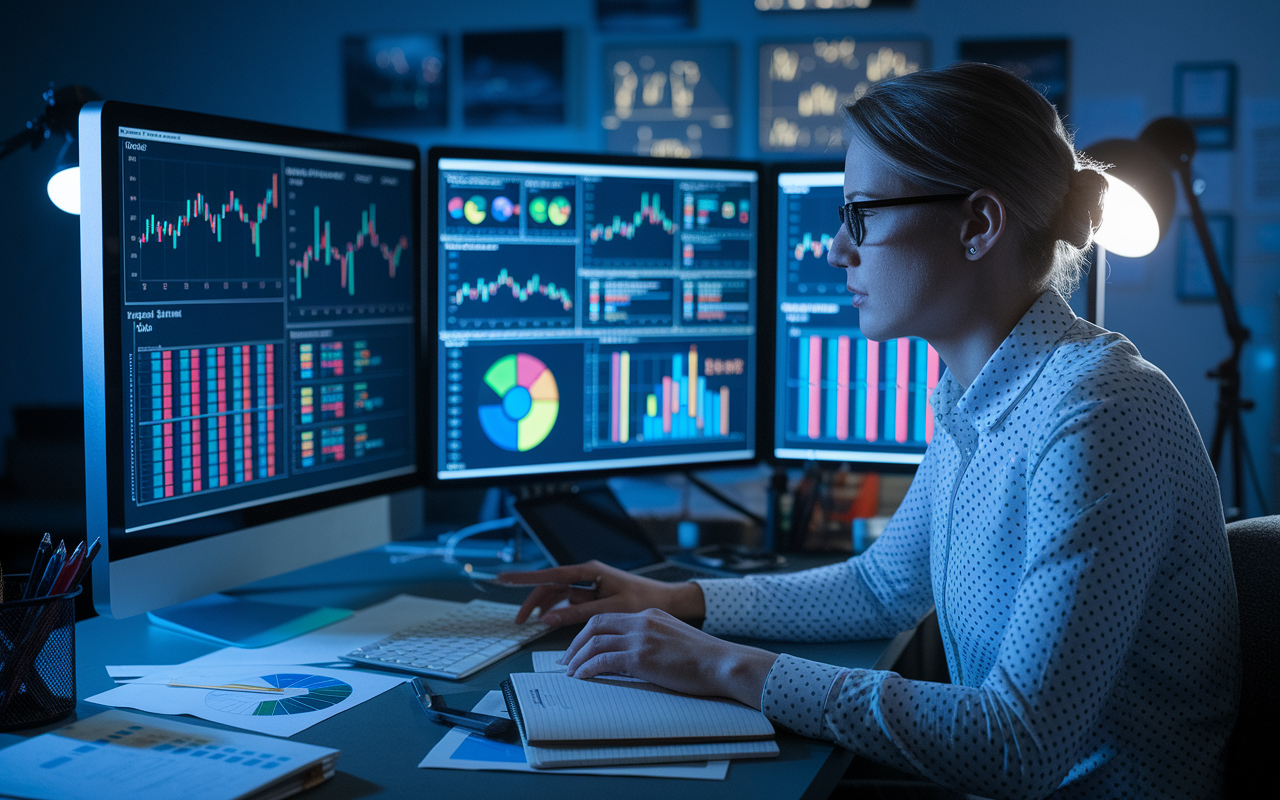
top-left (1223, 515), bottom-right (1280, 798)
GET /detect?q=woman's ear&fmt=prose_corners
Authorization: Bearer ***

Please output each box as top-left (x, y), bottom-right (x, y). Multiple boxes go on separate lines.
top-left (960, 190), bottom-right (1007, 259)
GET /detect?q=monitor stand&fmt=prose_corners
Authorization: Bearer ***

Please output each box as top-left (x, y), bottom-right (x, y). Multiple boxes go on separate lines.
top-left (147, 594), bottom-right (352, 649)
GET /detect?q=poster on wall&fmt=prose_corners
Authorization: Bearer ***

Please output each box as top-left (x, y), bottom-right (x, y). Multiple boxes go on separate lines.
top-left (759, 38), bottom-right (928, 154)
top-left (958, 38), bottom-right (1070, 115)
top-left (1176, 62), bottom-right (1237, 149)
top-left (343, 33), bottom-right (447, 129)
top-left (463, 30), bottom-right (566, 126)
top-left (602, 43), bottom-right (736, 158)
top-left (597, 0), bottom-right (696, 32)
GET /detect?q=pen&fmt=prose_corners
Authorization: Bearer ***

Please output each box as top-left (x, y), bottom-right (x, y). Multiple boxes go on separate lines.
top-left (32, 542), bottom-right (66, 599)
top-left (411, 677), bottom-right (517, 741)
top-left (49, 541), bottom-right (84, 596)
top-left (22, 533), bottom-right (52, 600)
top-left (67, 538), bottom-right (101, 592)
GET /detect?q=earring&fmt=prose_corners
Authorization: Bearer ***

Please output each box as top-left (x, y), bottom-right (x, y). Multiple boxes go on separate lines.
top-left (968, 246), bottom-right (977, 255)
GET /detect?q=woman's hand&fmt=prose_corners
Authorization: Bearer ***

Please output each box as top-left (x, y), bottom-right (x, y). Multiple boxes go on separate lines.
top-left (561, 608), bottom-right (779, 708)
top-left (499, 560), bottom-right (705, 627)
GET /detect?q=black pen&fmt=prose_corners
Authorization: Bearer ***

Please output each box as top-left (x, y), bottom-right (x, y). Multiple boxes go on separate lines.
top-left (411, 677), bottom-right (517, 742)
top-left (22, 533), bottom-right (52, 600)
top-left (68, 537), bottom-right (102, 592)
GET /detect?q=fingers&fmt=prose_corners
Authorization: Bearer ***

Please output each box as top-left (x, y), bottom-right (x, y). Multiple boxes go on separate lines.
top-left (568, 645), bottom-right (635, 681)
top-left (497, 561), bottom-right (605, 586)
top-left (513, 584), bottom-right (569, 624)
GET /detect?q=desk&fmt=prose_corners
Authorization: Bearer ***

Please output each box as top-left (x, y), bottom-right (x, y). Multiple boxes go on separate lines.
top-left (0, 547), bottom-right (906, 800)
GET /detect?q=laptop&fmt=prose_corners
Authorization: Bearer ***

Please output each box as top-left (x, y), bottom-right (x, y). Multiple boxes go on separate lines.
top-left (512, 485), bottom-right (738, 582)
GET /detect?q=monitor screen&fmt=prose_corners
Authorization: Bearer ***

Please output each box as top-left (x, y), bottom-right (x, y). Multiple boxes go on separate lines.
top-left (430, 149), bottom-right (760, 482)
top-left (81, 102), bottom-right (421, 617)
top-left (772, 167), bottom-right (940, 466)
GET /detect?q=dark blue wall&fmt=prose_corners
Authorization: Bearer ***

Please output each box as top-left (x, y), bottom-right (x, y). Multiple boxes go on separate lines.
top-left (3, 0), bottom-right (1278, 513)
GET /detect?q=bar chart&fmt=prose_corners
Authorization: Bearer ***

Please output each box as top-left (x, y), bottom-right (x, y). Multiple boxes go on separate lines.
top-left (600, 342), bottom-right (746, 446)
top-left (136, 343), bottom-right (282, 502)
top-left (790, 333), bottom-right (940, 446)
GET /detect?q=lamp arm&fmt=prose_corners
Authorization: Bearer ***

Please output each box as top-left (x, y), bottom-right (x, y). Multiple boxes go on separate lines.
top-left (1174, 163), bottom-right (1249, 350)
top-left (0, 125), bottom-right (45, 161)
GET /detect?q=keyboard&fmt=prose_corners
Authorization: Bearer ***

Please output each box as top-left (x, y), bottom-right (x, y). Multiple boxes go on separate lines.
top-left (340, 599), bottom-right (552, 680)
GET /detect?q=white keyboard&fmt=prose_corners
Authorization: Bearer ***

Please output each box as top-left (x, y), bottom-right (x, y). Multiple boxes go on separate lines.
top-left (339, 599), bottom-right (552, 680)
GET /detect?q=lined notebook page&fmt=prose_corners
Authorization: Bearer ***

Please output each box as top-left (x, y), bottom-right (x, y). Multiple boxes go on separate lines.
top-left (509, 672), bottom-right (774, 745)
top-left (524, 738), bottom-right (779, 769)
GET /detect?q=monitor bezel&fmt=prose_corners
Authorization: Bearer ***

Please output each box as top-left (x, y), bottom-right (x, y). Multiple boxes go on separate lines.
top-left (82, 100), bottom-right (426, 572)
top-left (765, 160), bottom-right (921, 474)
top-left (426, 145), bottom-right (767, 487)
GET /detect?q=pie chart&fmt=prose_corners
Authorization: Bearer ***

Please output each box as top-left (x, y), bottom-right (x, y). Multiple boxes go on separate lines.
top-left (464, 195), bottom-right (487, 225)
top-left (204, 673), bottom-right (352, 717)
top-left (478, 353), bottom-right (559, 452)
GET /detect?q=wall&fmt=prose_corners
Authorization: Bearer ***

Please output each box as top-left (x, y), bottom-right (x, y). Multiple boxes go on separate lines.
top-left (3, 0), bottom-right (1278, 514)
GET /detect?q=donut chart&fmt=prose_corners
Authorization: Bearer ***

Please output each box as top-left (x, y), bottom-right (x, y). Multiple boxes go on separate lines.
top-left (204, 673), bottom-right (352, 717)
top-left (478, 353), bottom-right (559, 452)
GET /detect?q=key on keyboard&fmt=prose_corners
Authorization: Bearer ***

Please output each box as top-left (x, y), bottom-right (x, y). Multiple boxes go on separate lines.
top-left (339, 599), bottom-right (551, 680)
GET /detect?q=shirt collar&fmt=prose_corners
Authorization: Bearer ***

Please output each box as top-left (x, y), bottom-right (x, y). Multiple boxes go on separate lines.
top-left (931, 292), bottom-right (1080, 434)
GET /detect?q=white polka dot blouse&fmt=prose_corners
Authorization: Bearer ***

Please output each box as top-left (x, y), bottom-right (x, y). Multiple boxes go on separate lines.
top-left (696, 291), bottom-right (1240, 799)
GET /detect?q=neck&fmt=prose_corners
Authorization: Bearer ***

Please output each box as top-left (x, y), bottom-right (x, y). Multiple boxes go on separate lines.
top-left (929, 288), bottom-right (1042, 388)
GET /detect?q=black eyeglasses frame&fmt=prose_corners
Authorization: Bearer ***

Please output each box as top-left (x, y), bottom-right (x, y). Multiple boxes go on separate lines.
top-left (837, 193), bottom-right (973, 246)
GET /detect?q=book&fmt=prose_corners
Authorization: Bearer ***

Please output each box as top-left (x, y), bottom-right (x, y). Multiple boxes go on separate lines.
top-left (501, 671), bottom-right (779, 769)
top-left (0, 709), bottom-right (339, 800)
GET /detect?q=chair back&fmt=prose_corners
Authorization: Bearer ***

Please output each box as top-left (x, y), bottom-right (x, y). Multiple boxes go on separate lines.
top-left (1223, 515), bottom-right (1280, 797)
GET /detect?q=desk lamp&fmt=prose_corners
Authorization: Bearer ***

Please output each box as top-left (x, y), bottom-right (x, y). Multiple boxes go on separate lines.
top-left (0, 84), bottom-right (100, 214)
top-left (1084, 117), bottom-right (1262, 520)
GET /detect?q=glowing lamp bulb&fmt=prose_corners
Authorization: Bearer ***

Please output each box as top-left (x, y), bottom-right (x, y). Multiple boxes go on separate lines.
top-left (47, 166), bottom-right (80, 215)
top-left (1093, 172), bottom-right (1159, 258)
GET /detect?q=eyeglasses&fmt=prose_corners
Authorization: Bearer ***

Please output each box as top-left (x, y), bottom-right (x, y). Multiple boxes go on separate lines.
top-left (837, 193), bottom-right (972, 246)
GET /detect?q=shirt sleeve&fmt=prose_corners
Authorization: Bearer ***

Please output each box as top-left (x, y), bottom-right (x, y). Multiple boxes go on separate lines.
top-left (756, 380), bottom-right (1182, 800)
top-left (693, 450), bottom-right (937, 642)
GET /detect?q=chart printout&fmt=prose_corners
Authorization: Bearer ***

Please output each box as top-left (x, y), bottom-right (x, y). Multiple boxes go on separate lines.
top-left (118, 127), bottom-right (416, 534)
top-left (437, 157), bottom-right (758, 479)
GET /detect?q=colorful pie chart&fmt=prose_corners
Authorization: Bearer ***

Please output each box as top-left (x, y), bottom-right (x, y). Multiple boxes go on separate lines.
top-left (204, 673), bottom-right (352, 717)
top-left (529, 195), bottom-right (572, 226)
top-left (478, 353), bottom-right (559, 452)
top-left (447, 196), bottom-right (465, 219)
top-left (463, 195), bottom-right (487, 225)
top-left (492, 195), bottom-right (516, 222)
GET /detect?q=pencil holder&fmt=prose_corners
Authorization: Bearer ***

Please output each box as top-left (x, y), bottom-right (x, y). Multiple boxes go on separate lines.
top-left (0, 575), bottom-right (80, 731)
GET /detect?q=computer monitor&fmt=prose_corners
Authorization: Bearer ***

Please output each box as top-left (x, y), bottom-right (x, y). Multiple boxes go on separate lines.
top-left (428, 148), bottom-right (761, 483)
top-left (770, 165), bottom-right (939, 467)
top-left (80, 102), bottom-right (421, 639)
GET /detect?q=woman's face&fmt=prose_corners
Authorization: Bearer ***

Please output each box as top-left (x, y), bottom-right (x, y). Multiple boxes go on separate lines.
top-left (827, 136), bottom-right (964, 343)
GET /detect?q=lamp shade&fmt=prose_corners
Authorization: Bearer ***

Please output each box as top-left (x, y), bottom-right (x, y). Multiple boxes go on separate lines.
top-left (1082, 137), bottom-right (1177, 258)
top-left (46, 136), bottom-right (80, 215)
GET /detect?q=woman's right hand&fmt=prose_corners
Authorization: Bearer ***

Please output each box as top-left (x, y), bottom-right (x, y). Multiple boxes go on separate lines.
top-left (498, 560), bottom-right (706, 628)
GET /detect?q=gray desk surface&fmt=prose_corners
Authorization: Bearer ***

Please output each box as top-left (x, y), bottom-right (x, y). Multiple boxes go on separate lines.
top-left (1, 547), bottom-right (904, 800)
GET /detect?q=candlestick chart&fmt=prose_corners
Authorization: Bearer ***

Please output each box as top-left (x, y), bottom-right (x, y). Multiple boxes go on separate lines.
top-left (126, 147), bottom-right (285, 301)
top-left (582, 178), bottom-right (677, 267)
top-left (286, 171), bottom-right (414, 318)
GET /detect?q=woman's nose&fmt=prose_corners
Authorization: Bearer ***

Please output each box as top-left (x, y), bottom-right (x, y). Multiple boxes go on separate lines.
top-left (827, 226), bottom-right (855, 269)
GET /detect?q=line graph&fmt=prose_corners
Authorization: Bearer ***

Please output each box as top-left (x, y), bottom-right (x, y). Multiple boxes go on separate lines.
top-left (445, 243), bottom-right (575, 330)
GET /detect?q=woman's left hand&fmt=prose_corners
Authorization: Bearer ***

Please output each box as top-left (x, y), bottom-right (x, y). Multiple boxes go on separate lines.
top-left (560, 608), bottom-right (779, 709)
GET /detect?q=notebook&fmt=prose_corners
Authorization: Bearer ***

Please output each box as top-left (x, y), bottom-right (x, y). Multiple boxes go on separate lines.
top-left (500, 671), bottom-right (779, 769)
top-left (0, 709), bottom-right (339, 800)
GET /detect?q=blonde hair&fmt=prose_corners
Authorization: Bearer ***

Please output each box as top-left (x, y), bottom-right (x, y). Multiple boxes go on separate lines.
top-left (843, 62), bottom-right (1106, 298)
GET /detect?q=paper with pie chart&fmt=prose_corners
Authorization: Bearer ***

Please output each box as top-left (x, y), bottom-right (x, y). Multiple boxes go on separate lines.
top-left (478, 353), bottom-right (559, 452)
top-left (86, 664), bottom-right (405, 737)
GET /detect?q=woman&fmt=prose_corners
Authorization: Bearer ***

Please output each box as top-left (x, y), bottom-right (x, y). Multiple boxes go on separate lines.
top-left (503, 63), bottom-right (1239, 799)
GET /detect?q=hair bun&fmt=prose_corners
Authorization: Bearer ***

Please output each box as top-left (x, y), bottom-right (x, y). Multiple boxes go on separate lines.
top-left (1052, 167), bottom-right (1107, 249)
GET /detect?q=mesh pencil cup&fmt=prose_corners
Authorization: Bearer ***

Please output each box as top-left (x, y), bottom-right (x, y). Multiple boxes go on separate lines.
top-left (0, 575), bottom-right (80, 730)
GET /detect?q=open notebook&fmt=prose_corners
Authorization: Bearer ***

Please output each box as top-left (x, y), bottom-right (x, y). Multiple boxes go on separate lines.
top-left (501, 670), bottom-right (779, 769)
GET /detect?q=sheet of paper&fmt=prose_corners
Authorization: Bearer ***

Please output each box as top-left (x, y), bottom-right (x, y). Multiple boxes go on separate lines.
top-left (179, 594), bottom-right (464, 669)
top-left (86, 664), bottom-right (404, 737)
top-left (418, 691), bottom-right (729, 780)
top-left (0, 709), bottom-right (338, 800)
top-left (107, 665), bottom-right (181, 681)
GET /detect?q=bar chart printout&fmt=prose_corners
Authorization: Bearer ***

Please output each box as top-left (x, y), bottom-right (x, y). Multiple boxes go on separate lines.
top-left (793, 334), bottom-right (940, 446)
top-left (603, 343), bottom-right (744, 446)
top-left (136, 343), bottom-right (282, 503)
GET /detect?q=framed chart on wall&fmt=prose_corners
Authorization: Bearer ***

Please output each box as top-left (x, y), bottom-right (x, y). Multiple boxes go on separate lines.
top-left (958, 38), bottom-right (1070, 115)
top-left (462, 29), bottom-right (567, 126)
top-left (1177, 214), bottom-right (1234, 302)
top-left (343, 32), bottom-right (448, 130)
top-left (759, 38), bottom-right (928, 155)
top-left (602, 42), bottom-right (736, 158)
